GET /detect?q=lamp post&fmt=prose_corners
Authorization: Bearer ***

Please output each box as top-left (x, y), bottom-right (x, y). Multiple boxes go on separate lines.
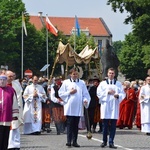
top-left (38, 12), bottom-right (49, 79)
top-left (38, 12), bottom-right (45, 27)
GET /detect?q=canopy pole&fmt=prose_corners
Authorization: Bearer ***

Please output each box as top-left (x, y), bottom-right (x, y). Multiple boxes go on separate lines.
top-left (49, 54), bottom-right (59, 84)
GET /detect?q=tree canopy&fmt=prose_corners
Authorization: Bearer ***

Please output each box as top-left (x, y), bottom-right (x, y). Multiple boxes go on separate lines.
top-left (108, 0), bottom-right (150, 80)
top-left (107, 0), bottom-right (150, 44)
top-left (118, 33), bottom-right (147, 80)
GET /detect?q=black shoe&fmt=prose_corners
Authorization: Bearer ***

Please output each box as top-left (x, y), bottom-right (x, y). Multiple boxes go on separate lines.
top-left (66, 143), bottom-right (71, 147)
top-left (146, 133), bottom-right (150, 136)
top-left (97, 130), bottom-right (102, 133)
top-left (128, 127), bottom-right (132, 129)
top-left (34, 131), bottom-right (41, 135)
top-left (47, 129), bottom-right (52, 133)
top-left (109, 144), bottom-right (117, 149)
top-left (72, 143), bottom-right (80, 147)
top-left (100, 142), bottom-right (107, 148)
top-left (92, 129), bottom-right (97, 133)
top-left (8, 149), bottom-right (20, 150)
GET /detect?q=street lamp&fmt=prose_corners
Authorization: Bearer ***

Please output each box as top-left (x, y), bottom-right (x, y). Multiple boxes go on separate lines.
top-left (38, 12), bottom-right (45, 27)
top-left (38, 11), bottom-right (42, 17)
top-left (38, 12), bottom-right (49, 79)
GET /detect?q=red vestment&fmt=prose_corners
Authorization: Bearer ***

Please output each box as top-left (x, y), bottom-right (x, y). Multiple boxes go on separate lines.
top-left (117, 88), bottom-right (137, 129)
top-left (135, 89), bottom-right (141, 129)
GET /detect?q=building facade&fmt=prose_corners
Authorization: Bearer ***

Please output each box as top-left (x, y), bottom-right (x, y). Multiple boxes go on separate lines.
top-left (29, 16), bottom-right (112, 50)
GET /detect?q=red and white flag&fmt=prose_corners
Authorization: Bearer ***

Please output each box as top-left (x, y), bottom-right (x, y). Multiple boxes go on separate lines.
top-left (46, 16), bottom-right (58, 36)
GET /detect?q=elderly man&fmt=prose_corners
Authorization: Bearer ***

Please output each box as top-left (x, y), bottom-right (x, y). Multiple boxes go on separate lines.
top-left (139, 76), bottom-right (150, 135)
top-left (23, 76), bottom-right (47, 135)
top-left (6, 70), bottom-right (23, 150)
top-left (0, 74), bottom-right (19, 150)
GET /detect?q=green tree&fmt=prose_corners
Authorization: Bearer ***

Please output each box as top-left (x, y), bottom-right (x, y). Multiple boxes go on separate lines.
top-left (22, 24), bottom-right (46, 76)
top-left (133, 14), bottom-right (150, 44)
top-left (107, 0), bottom-right (150, 23)
top-left (107, 0), bottom-right (150, 79)
top-left (142, 45), bottom-right (150, 68)
top-left (69, 32), bottom-right (96, 53)
top-left (0, 0), bottom-right (64, 77)
top-left (0, 0), bottom-right (26, 72)
top-left (112, 40), bottom-right (123, 55)
top-left (119, 33), bottom-right (147, 80)
top-left (107, 0), bottom-right (150, 44)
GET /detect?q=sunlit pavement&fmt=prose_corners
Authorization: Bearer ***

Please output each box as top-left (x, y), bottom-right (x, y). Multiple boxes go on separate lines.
top-left (20, 125), bottom-right (150, 150)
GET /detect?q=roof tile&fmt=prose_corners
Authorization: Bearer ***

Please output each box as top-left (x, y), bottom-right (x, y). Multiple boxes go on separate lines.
top-left (29, 16), bottom-right (111, 37)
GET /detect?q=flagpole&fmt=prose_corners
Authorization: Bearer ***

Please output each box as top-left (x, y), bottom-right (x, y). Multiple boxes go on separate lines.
top-left (74, 29), bottom-right (76, 52)
top-left (21, 12), bottom-right (24, 79)
top-left (38, 12), bottom-right (49, 79)
top-left (74, 16), bottom-right (76, 52)
top-left (46, 15), bottom-right (49, 79)
top-left (74, 15), bottom-right (80, 53)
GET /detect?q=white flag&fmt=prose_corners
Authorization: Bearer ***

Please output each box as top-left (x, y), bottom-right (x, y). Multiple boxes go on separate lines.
top-left (22, 13), bottom-right (27, 36)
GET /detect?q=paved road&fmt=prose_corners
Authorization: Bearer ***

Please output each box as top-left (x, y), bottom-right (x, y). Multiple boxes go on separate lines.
top-left (20, 125), bottom-right (150, 150)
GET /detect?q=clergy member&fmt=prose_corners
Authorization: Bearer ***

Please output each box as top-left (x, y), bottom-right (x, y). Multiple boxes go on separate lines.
top-left (6, 70), bottom-right (24, 150)
top-left (139, 76), bottom-right (150, 135)
top-left (0, 74), bottom-right (19, 150)
top-left (23, 76), bottom-right (47, 135)
top-left (117, 80), bottom-right (136, 129)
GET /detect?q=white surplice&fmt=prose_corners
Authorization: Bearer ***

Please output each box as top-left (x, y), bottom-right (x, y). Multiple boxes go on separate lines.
top-left (139, 84), bottom-right (150, 133)
top-left (8, 80), bottom-right (23, 149)
top-left (23, 83), bottom-right (47, 134)
top-left (58, 79), bottom-right (91, 117)
top-left (97, 80), bottom-right (126, 119)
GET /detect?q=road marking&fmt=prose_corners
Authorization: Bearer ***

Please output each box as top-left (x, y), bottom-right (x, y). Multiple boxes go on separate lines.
top-left (79, 134), bottom-right (134, 150)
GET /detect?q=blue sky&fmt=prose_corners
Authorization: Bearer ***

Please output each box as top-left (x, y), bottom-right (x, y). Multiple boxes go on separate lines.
top-left (22, 0), bottom-right (132, 41)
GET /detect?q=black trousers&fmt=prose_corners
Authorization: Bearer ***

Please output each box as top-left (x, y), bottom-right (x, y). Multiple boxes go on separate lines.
top-left (66, 116), bottom-right (80, 144)
top-left (0, 125), bottom-right (10, 150)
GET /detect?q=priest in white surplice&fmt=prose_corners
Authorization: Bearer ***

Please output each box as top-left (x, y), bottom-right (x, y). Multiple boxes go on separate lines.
top-left (139, 76), bottom-right (150, 135)
top-left (58, 68), bottom-right (91, 147)
top-left (23, 76), bottom-right (47, 135)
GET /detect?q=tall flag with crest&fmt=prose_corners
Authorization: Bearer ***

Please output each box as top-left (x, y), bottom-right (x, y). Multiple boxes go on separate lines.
top-left (22, 12), bottom-right (27, 36)
top-left (46, 16), bottom-right (58, 36)
top-left (75, 15), bottom-right (80, 36)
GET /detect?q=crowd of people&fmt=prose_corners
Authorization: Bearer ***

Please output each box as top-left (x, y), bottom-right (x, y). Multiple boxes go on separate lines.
top-left (0, 67), bottom-right (150, 149)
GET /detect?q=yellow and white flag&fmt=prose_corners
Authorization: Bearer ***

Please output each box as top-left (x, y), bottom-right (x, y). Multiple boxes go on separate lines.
top-left (22, 12), bottom-right (27, 36)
